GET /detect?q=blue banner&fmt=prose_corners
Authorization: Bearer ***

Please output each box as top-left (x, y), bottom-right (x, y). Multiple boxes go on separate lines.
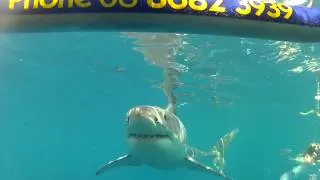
top-left (1, 0), bottom-right (320, 27)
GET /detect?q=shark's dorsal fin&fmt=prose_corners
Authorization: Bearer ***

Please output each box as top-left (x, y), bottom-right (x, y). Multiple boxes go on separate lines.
top-left (163, 68), bottom-right (180, 115)
top-left (184, 156), bottom-right (233, 180)
top-left (165, 103), bottom-right (176, 114)
top-left (95, 154), bottom-right (140, 176)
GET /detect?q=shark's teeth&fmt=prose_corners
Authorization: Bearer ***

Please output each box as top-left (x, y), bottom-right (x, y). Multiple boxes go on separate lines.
top-left (128, 134), bottom-right (170, 139)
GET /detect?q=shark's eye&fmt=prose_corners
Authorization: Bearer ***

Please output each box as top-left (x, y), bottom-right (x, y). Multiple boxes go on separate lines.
top-left (154, 117), bottom-right (158, 122)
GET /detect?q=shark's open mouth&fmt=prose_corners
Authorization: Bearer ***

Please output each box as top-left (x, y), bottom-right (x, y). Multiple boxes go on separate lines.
top-left (128, 134), bottom-right (170, 139)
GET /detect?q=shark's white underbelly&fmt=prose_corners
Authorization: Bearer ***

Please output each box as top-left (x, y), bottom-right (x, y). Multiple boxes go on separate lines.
top-left (127, 137), bottom-right (186, 169)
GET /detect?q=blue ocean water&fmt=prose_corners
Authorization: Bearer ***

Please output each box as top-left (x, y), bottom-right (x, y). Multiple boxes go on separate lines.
top-left (0, 31), bottom-right (320, 180)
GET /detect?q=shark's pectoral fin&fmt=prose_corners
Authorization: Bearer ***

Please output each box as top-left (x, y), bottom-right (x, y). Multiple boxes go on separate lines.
top-left (184, 156), bottom-right (233, 180)
top-left (95, 154), bottom-right (140, 176)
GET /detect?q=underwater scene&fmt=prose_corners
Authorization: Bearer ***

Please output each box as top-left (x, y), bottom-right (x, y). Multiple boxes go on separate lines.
top-left (1, 0), bottom-right (320, 180)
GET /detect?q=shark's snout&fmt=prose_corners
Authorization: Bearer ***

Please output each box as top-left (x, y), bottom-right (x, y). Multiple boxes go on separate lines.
top-left (128, 115), bottom-right (156, 128)
top-left (126, 106), bottom-right (170, 139)
top-left (128, 107), bottom-right (146, 118)
top-left (127, 107), bottom-right (157, 134)
top-left (127, 106), bottom-right (159, 124)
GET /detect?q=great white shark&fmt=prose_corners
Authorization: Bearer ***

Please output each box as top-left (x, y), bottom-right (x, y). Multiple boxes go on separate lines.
top-left (95, 104), bottom-right (238, 180)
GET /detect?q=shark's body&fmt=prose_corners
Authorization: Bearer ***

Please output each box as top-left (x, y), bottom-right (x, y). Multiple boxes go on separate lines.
top-left (96, 105), bottom-right (238, 180)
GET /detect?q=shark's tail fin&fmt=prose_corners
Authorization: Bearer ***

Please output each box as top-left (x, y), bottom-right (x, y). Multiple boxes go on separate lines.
top-left (211, 128), bottom-right (239, 173)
